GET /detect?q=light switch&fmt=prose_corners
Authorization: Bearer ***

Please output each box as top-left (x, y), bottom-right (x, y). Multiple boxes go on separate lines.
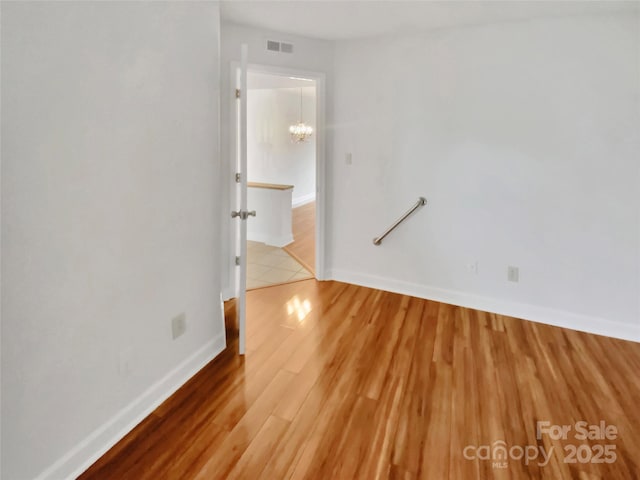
top-left (345, 153), bottom-right (353, 165)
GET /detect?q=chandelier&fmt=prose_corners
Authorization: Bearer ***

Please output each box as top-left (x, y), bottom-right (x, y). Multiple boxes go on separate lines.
top-left (289, 89), bottom-right (313, 143)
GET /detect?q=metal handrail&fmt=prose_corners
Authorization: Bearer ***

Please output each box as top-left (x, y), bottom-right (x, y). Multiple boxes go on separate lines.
top-left (373, 197), bottom-right (427, 245)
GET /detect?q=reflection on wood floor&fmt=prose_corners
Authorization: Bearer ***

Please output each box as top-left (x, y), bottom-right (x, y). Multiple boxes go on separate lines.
top-left (80, 279), bottom-right (640, 479)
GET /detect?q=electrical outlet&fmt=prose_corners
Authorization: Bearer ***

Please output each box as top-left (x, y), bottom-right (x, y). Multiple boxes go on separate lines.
top-left (172, 313), bottom-right (187, 340)
top-left (508, 266), bottom-right (519, 282)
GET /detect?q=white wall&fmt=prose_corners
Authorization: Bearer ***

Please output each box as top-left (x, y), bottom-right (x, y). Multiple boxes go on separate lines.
top-left (328, 12), bottom-right (640, 341)
top-left (220, 22), bottom-right (333, 298)
top-left (1, 2), bottom-right (224, 479)
top-left (247, 86), bottom-right (316, 206)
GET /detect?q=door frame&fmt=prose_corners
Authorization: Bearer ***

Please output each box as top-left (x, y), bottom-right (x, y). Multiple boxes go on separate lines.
top-left (227, 61), bottom-right (327, 299)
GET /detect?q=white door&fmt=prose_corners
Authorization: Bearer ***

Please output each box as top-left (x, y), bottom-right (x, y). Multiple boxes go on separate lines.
top-left (232, 45), bottom-right (250, 355)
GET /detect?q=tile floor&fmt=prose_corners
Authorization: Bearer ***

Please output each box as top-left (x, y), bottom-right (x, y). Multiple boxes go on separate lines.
top-left (246, 240), bottom-right (313, 290)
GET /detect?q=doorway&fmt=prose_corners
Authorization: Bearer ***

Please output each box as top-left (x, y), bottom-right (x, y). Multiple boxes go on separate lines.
top-left (227, 57), bottom-right (326, 355)
top-left (245, 70), bottom-right (318, 290)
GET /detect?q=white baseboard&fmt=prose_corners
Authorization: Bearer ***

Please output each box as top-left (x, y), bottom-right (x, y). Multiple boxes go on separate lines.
top-left (327, 268), bottom-right (639, 343)
top-left (35, 333), bottom-right (227, 480)
top-left (292, 193), bottom-right (316, 208)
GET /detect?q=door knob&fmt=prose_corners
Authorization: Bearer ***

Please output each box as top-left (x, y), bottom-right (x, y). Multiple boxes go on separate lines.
top-left (231, 210), bottom-right (256, 220)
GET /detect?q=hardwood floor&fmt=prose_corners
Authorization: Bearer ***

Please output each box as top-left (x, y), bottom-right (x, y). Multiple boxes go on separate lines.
top-left (283, 201), bottom-right (315, 274)
top-left (79, 280), bottom-right (640, 479)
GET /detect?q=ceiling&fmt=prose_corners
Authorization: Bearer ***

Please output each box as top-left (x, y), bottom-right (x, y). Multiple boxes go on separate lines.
top-left (220, 0), bottom-right (638, 41)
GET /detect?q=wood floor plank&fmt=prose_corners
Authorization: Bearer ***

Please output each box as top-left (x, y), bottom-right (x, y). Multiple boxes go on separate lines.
top-left (419, 362), bottom-right (452, 479)
top-left (209, 325), bottom-right (294, 430)
top-left (390, 299), bottom-right (439, 472)
top-left (79, 279), bottom-right (640, 480)
top-left (272, 357), bottom-right (323, 422)
top-left (389, 464), bottom-right (417, 480)
top-left (225, 415), bottom-right (290, 480)
top-left (327, 394), bottom-right (379, 479)
top-left (258, 375), bottom-right (328, 479)
top-left (193, 369), bottom-right (296, 479)
top-left (449, 341), bottom-right (481, 480)
top-left (359, 294), bottom-right (411, 400)
top-left (358, 375), bottom-right (406, 480)
top-left (286, 291), bottom-right (386, 479)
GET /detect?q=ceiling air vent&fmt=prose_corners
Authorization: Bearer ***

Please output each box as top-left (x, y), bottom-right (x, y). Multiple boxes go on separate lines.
top-left (266, 40), bottom-right (280, 52)
top-left (266, 40), bottom-right (294, 54)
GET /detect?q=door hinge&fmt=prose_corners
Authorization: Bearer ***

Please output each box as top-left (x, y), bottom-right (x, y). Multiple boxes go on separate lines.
top-left (235, 172), bottom-right (241, 183)
top-left (235, 256), bottom-right (241, 266)
top-left (235, 88), bottom-right (241, 99)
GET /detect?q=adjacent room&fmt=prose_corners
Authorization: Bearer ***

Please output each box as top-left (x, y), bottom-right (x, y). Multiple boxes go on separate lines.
top-left (1, 1), bottom-right (639, 479)
top-left (245, 71), bottom-right (317, 290)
